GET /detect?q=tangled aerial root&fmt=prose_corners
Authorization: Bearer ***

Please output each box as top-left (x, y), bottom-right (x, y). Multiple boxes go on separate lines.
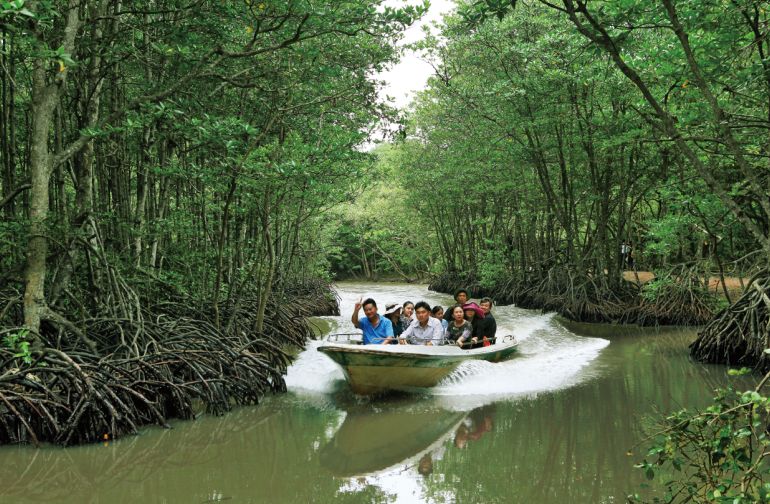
top-left (690, 269), bottom-right (770, 370)
top-left (635, 265), bottom-right (720, 326)
top-left (280, 278), bottom-right (340, 316)
top-left (0, 318), bottom-right (293, 446)
top-left (430, 268), bottom-right (633, 323)
top-left (430, 266), bottom-right (720, 326)
top-left (0, 279), bottom-right (339, 446)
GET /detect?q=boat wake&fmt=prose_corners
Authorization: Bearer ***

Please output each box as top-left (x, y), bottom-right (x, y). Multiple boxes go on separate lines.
top-left (287, 306), bottom-right (609, 410)
top-left (284, 339), bottom-right (345, 394)
top-left (431, 316), bottom-right (609, 409)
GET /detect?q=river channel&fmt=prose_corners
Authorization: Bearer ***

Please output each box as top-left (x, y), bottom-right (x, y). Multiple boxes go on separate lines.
top-left (0, 282), bottom-right (752, 503)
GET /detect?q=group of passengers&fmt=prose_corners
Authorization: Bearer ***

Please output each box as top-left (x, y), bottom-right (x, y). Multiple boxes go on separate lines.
top-left (351, 289), bottom-right (497, 349)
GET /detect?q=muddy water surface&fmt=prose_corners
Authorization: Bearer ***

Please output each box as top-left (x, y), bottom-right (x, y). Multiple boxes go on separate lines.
top-left (0, 282), bottom-right (751, 503)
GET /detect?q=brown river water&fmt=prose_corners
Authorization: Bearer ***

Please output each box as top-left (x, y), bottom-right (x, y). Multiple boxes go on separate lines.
top-left (0, 282), bottom-right (754, 503)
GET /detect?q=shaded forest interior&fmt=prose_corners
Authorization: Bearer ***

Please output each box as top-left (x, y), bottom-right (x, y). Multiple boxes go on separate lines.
top-left (0, 0), bottom-right (421, 445)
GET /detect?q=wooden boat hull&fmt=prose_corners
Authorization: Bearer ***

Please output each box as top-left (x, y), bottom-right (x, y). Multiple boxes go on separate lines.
top-left (318, 340), bottom-right (518, 395)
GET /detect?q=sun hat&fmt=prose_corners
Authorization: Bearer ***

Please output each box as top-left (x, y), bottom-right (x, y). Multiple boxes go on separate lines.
top-left (384, 303), bottom-right (403, 316)
top-left (462, 302), bottom-right (485, 319)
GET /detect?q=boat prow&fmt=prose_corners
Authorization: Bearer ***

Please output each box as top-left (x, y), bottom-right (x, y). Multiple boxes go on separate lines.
top-left (318, 336), bottom-right (518, 395)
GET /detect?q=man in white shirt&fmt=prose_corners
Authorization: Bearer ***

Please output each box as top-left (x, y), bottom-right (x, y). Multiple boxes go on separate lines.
top-left (400, 301), bottom-right (445, 345)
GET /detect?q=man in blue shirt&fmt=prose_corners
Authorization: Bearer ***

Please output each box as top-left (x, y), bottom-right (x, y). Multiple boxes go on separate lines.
top-left (351, 297), bottom-right (394, 345)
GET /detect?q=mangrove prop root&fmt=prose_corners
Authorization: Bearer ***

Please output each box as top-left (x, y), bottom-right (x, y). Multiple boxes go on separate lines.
top-left (0, 279), bottom-right (338, 446)
top-left (0, 332), bottom-right (278, 445)
top-left (635, 265), bottom-right (720, 327)
top-left (430, 266), bottom-right (719, 326)
top-left (690, 269), bottom-right (770, 370)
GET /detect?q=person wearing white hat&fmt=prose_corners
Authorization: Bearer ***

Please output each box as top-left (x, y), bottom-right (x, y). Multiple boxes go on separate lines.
top-left (383, 303), bottom-right (405, 341)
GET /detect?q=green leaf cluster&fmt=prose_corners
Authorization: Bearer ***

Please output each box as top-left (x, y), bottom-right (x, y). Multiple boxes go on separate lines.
top-left (630, 380), bottom-right (770, 503)
top-left (3, 328), bottom-right (32, 364)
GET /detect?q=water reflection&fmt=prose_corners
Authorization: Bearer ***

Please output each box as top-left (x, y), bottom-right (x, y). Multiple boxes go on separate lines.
top-left (0, 400), bottom-right (347, 504)
top-left (452, 405), bottom-right (495, 450)
top-left (418, 328), bottom-right (755, 504)
top-left (320, 396), bottom-right (465, 477)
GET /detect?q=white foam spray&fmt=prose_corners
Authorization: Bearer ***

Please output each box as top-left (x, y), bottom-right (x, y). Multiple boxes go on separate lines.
top-left (286, 283), bottom-right (610, 410)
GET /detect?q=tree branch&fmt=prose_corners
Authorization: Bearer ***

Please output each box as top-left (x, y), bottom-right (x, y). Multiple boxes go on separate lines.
top-left (0, 182), bottom-right (31, 208)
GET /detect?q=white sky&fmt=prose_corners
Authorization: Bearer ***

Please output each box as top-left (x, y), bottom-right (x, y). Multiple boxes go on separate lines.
top-left (378, 0), bottom-right (456, 109)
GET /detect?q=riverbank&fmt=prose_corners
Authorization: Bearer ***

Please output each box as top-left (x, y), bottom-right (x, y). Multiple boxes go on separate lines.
top-left (0, 279), bottom-right (339, 446)
top-left (429, 268), bottom-right (731, 326)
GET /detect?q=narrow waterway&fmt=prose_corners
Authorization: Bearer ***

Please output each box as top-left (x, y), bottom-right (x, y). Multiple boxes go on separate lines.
top-left (0, 282), bottom-right (751, 503)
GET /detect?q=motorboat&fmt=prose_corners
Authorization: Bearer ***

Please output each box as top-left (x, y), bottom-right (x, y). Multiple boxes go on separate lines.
top-left (317, 334), bottom-right (518, 395)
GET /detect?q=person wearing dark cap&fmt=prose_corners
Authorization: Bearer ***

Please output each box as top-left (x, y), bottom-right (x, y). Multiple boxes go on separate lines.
top-left (443, 289), bottom-right (469, 323)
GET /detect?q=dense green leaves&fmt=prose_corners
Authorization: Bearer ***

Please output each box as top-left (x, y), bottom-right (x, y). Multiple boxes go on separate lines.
top-left (0, 0), bottom-right (422, 335)
top-left (463, 0), bottom-right (770, 260)
top-left (328, 144), bottom-right (436, 280)
top-left (375, 4), bottom-right (663, 280)
top-left (347, 0), bottom-right (767, 289)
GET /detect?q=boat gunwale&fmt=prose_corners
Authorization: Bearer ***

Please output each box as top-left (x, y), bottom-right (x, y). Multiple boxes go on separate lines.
top-left (317, 340), bottom-right (518, 361)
